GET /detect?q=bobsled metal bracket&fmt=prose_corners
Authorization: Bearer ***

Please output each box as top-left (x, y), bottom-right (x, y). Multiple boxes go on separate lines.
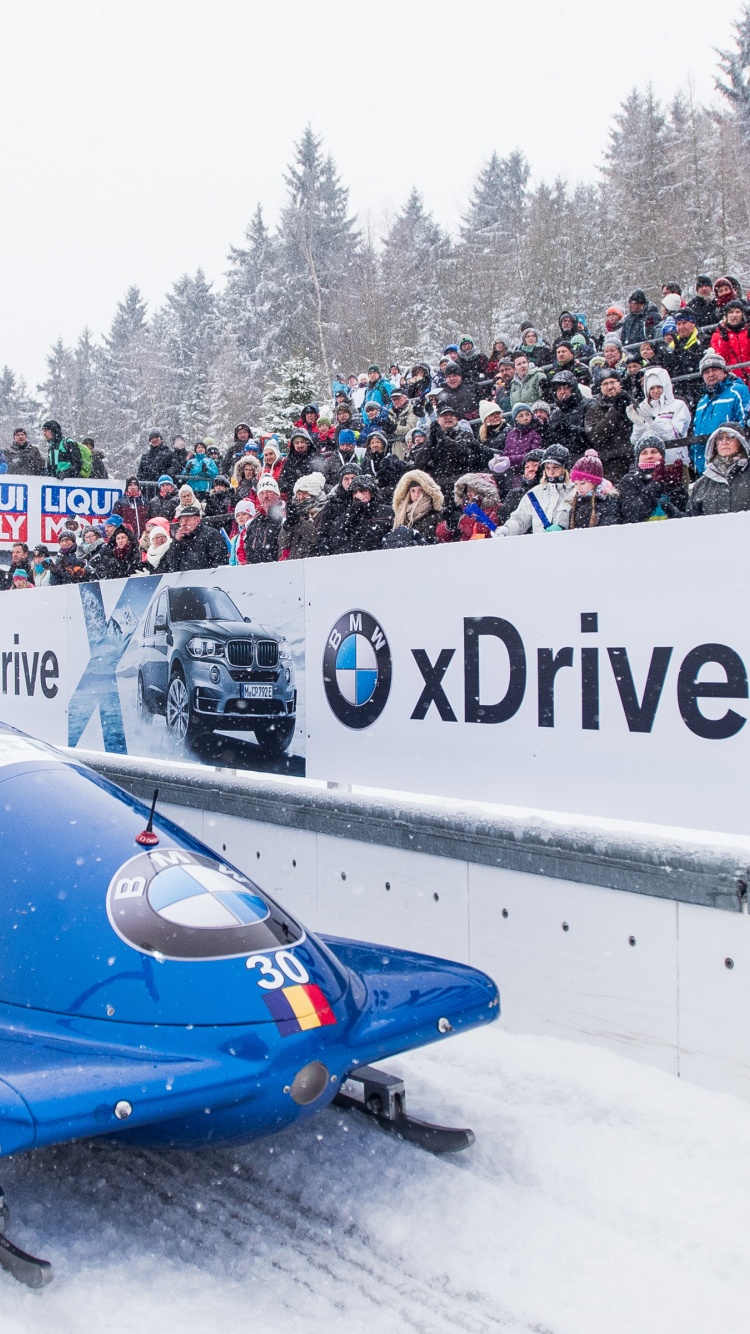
top-left (0, 1188), bottom-right (53, 1289)
top-left (333, 1065), bottom-right (475, 1154)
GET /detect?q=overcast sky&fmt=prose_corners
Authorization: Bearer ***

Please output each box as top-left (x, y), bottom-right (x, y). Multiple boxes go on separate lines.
top-left (0, 0), bottom-right (738, 387)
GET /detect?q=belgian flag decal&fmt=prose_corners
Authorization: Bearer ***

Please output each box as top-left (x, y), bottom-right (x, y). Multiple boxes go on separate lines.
top-left (262, 983), bottom-right (337, 1037)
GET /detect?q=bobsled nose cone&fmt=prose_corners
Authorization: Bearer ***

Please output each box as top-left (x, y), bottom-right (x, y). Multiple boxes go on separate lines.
top-left (324, 937), bottom-right (499, 1064)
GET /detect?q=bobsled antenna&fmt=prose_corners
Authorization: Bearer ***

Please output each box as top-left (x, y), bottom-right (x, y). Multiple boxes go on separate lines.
top-left (135, 788), bottom-right (160, 847)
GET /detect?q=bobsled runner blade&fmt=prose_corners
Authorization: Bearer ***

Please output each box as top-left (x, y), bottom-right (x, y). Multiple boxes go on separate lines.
top-left (0, 1191), bottom-right (53, 1288)
top-left (333, 1065), bottom-right (475, 1155)
top-left (0, 1234), bottom-right (53, 1289)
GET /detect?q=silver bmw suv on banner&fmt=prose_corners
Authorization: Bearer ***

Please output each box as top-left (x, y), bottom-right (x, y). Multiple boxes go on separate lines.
top-left (136, 584), bottom-right (296, 754)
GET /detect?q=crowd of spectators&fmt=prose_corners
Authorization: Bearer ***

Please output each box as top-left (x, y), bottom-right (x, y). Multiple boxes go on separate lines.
top-left (5, 274), bottom-right (750, 589)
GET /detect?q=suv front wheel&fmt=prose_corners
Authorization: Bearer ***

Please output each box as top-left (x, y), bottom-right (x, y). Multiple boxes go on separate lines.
top-left (166, 670), bottom-right (205, 746)
top-left (254, 719), bottom-right (295, 757)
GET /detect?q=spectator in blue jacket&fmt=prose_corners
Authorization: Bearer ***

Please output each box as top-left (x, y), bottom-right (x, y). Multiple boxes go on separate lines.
top-left (363, 364), bottom-right (393, 409)
top-left (182, 440), bottom-right (219, 493)
top-left (692, 352), bottom-right (750, 474)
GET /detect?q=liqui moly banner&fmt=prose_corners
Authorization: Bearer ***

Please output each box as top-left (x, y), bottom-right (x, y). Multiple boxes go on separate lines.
top-left (0, 476), bottom-right (124, 551)
top-left (0, 483), bottom-right (29, 544)
top-left (0, 512), bottom-right (749, 834)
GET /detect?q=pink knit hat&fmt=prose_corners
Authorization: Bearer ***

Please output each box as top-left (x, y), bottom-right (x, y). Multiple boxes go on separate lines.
top-left (570, 449), bottom-right (603, 485)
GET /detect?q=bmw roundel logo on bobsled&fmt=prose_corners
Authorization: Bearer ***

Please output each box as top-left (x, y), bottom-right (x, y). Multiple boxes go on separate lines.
top-left (323, 609), bottom-right (392, 728)
top-left (0, 722), bottom-right (499, 1290)
top-left (107, 848), bottom-right (305, 961)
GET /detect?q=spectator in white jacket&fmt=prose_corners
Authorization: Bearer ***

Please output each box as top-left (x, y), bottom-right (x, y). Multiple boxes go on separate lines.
top-left (627, 367), bottom-right (691, 468)
top-left (494, 444), bottom-right (574, 536)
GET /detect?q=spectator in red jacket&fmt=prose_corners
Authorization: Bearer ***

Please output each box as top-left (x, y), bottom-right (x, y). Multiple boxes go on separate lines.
top-left (113, 477), bottom-right (149, 539)
top-left (710, 300), bottom-right (750, 387)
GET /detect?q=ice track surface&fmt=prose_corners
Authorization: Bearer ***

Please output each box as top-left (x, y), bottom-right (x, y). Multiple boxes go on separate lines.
top-left (2, 1027), bottom-right (749, 1334)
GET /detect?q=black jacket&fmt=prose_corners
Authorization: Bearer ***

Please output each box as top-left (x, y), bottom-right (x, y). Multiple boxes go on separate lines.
top-left (568, 491), bottom-right (620, 529)
top-left (548, 389), bottom-right (588, 454)
top-left (242, 509), bottom-right (284, 564)
top-left (414, 422), bottom-right (477, 490)
top-left (148, 491), bottom-right (180, 522)
top-left (163, 521), bottom-right (229, 571)
top-left (440, 382), bottom-right (479, 419)
top-left (136, 444), bottom-right (175, 483)
top-left (691, 295), bottom-right (718, 331)
top-left (620, 303), bottom-right (661, 348)
top-left (315, 486), bottom-right (354, 556)
top-left (616, 463), bottom-right (686, 524)
top-left (277, 448), bottom-right (324, 497)
top-left (339, 497), bottom-right (392, 554)
top-left (583, 394), bottom-right (634, 483)
top-left (5, 441), bottom-right (45, 475)
top-left (87, 533), bottom-right (141, 579)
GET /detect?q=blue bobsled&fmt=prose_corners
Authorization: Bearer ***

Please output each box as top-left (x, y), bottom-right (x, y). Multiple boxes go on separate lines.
top-left (0, 723), bottom-right (499, 1287)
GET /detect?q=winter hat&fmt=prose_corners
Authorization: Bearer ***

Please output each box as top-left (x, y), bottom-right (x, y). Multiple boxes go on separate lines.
top-left (382, 527), bottom-right (427, 549)
top-left (635, 435), bottom-right (666, 460)
top-left (676, 308), bottom-right (697, 324)
top-left (458, 335), bottom-right (474, 348)
top-left (523, 448), bottom-right (545, 465)
top-left (570, 334), bottom-right (587, 350)
top-left (367, 429), bottom-right (389, 447)
top-left (551, 370), bottom-right (577, 386)
top-left (293, 472), bottom-right (326, 498)
top-left (146, 516), bottom-right (171, 534)
top-left (105, 514), bottom-right (123, 528)
top-left (603, 335), bottom-right (622, 349)
top-left (214, 475), bottom-right (230, 487)
top-left (340, 462), bottom-right (361, 480)
top-left (301, 403), bottom-right (319, 417)
top-left (556, 340), bottom-right (574, 353)
top-left (724, 298), bottom-right (747, 315)
top-left (571, 449), bottom-right (604, 485)
top-left (148, 429), bottom-right (164, 441)
top-left (12, 569), bottom-right (30, 584)
top-left (511, 403), bottom-right (533, 422)
top-left (541, 443), bottom-right (571, 469)
top-left (364, 400), bottom-right (383, 413)
top-left (599, 368), bottom-right (622, 384)
top-left (257, 476), bottom-right (281, 496)
top-left (261, 442), bottom-right (281, 460)
top-left (367, 364), bottom-right (380, 374)
top-left (531, 400), bottom-right (549, 416)
top-left (157, 474), bottom-right (174, 486)
top-left (234, 498), bottom-right (256, 517)
top-left (338, 429), bottom-right (356, 445)
top-left (290, 427), bottom-right (313, 445)
top-left (479, 399), bottom-right (503, 423)
top-left (606, 304), bottom-right (624, 317)
top-left (203, 436), bottom-right (217, 448)
top-left (629, 288), bottom-right (648, 304)
top-left (243, 441), bottom-right (260, 453)
top-left (443, 345), bottom-right (459, 355)
top-left (661, 293), bottom-right (683, 313)
top-left (391, 387), bottom-right (408, 399)
top-left (699, 351), bottom-right (727, 373)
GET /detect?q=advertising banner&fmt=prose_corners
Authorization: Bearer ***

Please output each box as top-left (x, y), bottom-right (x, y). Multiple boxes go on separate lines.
top-left (0, 564), bottom-right (305, 777)
top-left (1, 512), bottom-right (749, 831)
top-left (304, 512), bottom-right (750, 835)
top-left (0, 476), bottom-right (124, 551)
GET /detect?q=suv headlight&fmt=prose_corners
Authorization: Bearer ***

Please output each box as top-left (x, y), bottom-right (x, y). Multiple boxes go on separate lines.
top-left (278, 638), bottom-right (293, 662)
top-left (187, 637), bottom-right (225, 659)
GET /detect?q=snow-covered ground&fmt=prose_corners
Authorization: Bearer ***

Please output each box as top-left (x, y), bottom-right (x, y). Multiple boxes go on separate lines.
top-left (3, 1026), bottom-right (748, 1334)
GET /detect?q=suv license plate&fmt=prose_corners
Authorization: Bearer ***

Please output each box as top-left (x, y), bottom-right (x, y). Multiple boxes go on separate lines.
top-left (240, 684), bottom-right (273, 700)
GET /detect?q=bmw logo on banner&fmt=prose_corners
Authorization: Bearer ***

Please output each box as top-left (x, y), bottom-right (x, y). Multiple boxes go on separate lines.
top-left (107, 848), bottom-right (305, 960)
top-left (323, 610), bottom-right (392, 729)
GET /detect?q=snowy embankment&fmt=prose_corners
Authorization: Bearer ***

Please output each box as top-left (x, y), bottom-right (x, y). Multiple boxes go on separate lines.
top-left (2, 1026), bottom-right (748, 1334)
